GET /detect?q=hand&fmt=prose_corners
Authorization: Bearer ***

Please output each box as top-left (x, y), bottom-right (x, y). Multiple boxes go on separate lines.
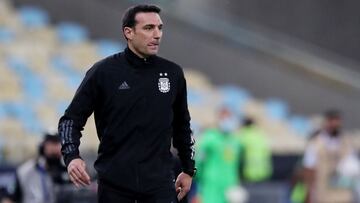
top-left (67, 158), bottom-right (91, 188)
top-left (175, 172), bottom-right (192, 201)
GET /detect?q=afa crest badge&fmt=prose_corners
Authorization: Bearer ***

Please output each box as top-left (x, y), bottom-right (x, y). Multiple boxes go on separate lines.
top-left (158, 73), bottom-right (170, 93)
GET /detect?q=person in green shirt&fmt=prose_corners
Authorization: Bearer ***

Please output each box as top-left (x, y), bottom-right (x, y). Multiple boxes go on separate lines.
top-left (238, 118), bottom-right (272, 183)
top-left (195, 107), bottom-right (242, 203)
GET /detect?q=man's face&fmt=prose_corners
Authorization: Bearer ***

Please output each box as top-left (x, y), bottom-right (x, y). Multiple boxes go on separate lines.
top-left (43, 141), bottom-right (62, 159)
top-left (219, 108), bottom-right (232, 121)
top-left (217, 107), bottom-right (239, 133)
top-left (325, 117), bottom-right (342, 136)
top-left (124, 12), bottom-right (163, 57)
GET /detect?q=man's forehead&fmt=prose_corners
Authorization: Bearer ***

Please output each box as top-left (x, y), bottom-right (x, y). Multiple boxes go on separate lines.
top-left (135, 12), bottom-right (163, 25)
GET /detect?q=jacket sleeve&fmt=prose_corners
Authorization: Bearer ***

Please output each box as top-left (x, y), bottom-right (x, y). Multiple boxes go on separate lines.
top-left (58, 66), bottom-right (99, 167)
top-left (172, 68), bottom-right (196, 176)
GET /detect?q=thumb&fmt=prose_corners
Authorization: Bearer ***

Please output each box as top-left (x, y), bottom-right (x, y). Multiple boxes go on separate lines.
top-left (175, 178), bottom-right (181, 188)
top-left (175, 178), bottom-right (182, 193)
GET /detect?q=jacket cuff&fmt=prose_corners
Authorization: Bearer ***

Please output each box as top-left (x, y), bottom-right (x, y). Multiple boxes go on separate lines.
top-left (183, 167), bottom-right (197, 177)
top-left (64, 153), bottom-right (82, 167)
top-left (181, 160), bottom-right (196, 177)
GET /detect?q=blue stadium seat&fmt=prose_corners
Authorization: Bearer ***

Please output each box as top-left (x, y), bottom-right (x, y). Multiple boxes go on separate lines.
top-left (0, 103), bottom-right (6, 119)
top-left (0, 27), bottom-right (15, 43)
top-left (2, 102), bottom-right (42, 133)
top-left (96, 39), bottom-right (125, 57)
top-left (51, 56), bottom-right (76, 76)
top-left (67, 75), bottom-right (82, 90)
top-left (264, 98), bottom-right (289, 120)
top-left (22, 76), bottom-right (44, 102)
top-left (4, 102), bottom-right (28, 119)
top-left (6, 57), bottom-right (32, 77)
top-left (51, 56), bottom-right (82, 89)
top-left (6, 57), bottom-right (45, 102)
top-left (56, 22), bottom-right (88, 43)
top-left (187, 89), bottom-right (205, 106)
top-left (18, 6), bottom-right (49, 28)
top-left (57, 101), bottom-right (69, 117)
top-left (289, 115), bottom-right (312, 136)
top-left (219, 85), bottom-right (250, 115)
top-left (190, 120), bottom-right (202, 137)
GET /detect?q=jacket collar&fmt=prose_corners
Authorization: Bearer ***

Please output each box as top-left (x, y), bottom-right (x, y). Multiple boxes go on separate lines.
top-left (124, 46), bottom-right (156, 68)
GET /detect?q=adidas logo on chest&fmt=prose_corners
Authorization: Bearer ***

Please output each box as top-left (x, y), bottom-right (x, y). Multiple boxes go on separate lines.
top-left (118, 81), bottom-right (130, 90)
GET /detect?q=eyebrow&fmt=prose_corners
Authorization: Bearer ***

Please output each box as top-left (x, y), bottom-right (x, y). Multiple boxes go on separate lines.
top-left (143, 23), bottom-right (163, 28)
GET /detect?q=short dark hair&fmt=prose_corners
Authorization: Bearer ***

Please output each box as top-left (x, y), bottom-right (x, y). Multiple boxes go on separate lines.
top-left (324, 109), bottom-right (341, 120)
top-left (122, 4), bottom-right (161, 30)
top-left (242, 117), bottom-right (254, 127)
top-left (43, 133), bottom-right (61, 143)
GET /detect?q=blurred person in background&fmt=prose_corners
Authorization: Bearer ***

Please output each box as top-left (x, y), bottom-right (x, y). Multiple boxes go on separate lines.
top-left (0, 187), bottom-right (14, 203)
top-left (58, 4), bottom-right (196, 203)
top-left (195, 107), bottom-right (244, 203)
top-left (237, 117), bottom-right (272, 183)
top-left (15, 133), bottom-right (68, 203)
top-left (290, 164), bottom-right (308, 203)
top-left (303, 109), bottom-right (360, 203)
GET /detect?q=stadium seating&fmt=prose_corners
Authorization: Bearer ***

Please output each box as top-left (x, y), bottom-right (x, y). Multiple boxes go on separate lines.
top-left (56, 22), bottom-right (88, 44)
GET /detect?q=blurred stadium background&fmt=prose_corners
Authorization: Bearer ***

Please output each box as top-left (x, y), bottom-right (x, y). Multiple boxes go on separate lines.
top-left (0, 0), bottom-right (359, 202)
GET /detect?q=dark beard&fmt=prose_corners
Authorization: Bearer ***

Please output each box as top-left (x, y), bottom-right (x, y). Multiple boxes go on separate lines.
top-left (46, 157), bottom-right (69, 184)
top-left (329, 128), bottom-right (340, 137)
top-left (46, 157), bottom-right (62, 168)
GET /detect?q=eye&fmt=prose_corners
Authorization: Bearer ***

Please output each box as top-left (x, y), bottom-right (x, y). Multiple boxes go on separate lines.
top-left (143, 26), bottom-right (153, 30)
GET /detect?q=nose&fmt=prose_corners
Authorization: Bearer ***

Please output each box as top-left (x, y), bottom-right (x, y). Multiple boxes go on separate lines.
top-left (153, 27), bottom-right (162, 39)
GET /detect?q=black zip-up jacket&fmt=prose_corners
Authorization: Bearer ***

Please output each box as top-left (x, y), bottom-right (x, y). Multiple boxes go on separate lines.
top-left (58, 47), bottom-right (195, 192)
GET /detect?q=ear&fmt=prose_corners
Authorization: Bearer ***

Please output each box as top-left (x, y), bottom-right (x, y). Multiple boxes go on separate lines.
top-left (123, 27), bottom-right (134, 40)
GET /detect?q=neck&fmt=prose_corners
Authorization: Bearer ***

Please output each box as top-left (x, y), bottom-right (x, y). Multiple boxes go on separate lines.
top-left (128, 43), bottom-right (147, 59)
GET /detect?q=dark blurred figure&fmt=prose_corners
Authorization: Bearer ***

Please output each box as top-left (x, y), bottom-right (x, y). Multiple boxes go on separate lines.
top-left (302, 109), bottom-right (359, 203)
top-left (15, 133), bottom-right (69, 203)
top-left (0, 187), bottom-right (14, 203)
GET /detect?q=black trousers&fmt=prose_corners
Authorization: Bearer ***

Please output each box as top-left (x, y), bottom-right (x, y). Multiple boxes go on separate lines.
top-left (97, 180), bottom-right (178, 203)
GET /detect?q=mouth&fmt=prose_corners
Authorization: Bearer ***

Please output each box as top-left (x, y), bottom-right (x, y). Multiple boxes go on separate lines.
top-left (148, 42), bottom-right (159, 48)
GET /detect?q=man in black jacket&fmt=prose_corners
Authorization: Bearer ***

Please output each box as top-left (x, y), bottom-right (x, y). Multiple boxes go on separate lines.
top-left (58, 4), bottom-right (196, 203)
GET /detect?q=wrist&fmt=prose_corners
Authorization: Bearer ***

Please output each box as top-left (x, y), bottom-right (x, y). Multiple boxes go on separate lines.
top-left (65, 153), bottom-right (82, 167)
top-left (183, 167), bottom-right (197, 177)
